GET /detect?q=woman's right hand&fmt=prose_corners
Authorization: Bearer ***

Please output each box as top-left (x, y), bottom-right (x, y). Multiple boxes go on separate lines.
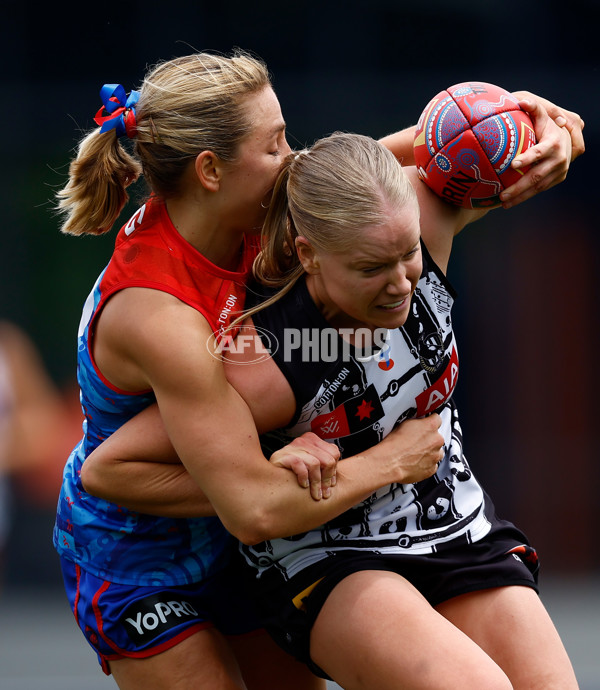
top-left (378, 414), bottom-right (445, 484)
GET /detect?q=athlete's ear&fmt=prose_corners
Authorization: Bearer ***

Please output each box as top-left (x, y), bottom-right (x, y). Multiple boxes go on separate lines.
top-left (195, 150), bottom-right (222, 191)
top-left (295, 236), bottom-right (320, 274)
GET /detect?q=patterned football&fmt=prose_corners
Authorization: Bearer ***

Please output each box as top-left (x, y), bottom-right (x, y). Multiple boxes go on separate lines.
top-left (413, 81), bottom-right (537, 208)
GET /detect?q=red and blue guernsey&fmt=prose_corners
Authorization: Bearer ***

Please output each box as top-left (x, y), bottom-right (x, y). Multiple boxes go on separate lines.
top-left (53, 197), bottom-right (259, 586)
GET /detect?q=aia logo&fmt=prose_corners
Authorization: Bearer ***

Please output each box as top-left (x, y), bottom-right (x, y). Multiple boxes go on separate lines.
top-left (415, 346), bottom-right (459, 415)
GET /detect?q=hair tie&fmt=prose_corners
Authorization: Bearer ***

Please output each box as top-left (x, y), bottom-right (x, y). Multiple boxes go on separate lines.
top-left (94, 84), bottom-right (140, 139)
top-left (294, 149), bottom-right (309, 161)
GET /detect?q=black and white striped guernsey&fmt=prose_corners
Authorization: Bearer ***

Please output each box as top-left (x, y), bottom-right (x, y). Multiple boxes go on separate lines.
top-left (242, 241), bottom-right (494, 582)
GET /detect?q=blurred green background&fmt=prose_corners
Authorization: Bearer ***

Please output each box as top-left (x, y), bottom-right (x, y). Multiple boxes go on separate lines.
top-left (1, 0), bottom-right (598, 592)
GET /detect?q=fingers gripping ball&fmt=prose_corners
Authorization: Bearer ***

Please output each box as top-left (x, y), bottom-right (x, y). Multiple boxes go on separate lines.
top-left (414, 81), bottom-right (537, 208)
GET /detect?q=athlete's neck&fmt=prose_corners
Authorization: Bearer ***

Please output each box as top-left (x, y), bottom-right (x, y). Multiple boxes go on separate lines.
top-left (165, 198), bottom-right (244, 270)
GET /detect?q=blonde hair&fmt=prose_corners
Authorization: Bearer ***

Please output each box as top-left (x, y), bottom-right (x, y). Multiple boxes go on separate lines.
top-left (246, 132), bottom-right (418, 317)
top-left (56, 51), bottom-right (271, 236)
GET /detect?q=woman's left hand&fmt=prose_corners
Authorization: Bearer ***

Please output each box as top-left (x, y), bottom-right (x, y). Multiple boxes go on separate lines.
top-left (269, 432), bottom-right (340, 501)
top-left (500, 93), bottom-right (584, 209)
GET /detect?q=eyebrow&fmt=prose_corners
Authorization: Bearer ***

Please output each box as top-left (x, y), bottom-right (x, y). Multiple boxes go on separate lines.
top-left (268, 121), bottom-right (287, 136)
top-left (349, 238), bottom-right (421, 264)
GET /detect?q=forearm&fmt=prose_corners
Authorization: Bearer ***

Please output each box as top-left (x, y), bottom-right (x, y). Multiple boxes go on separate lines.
top-left (207, 443), bottom-right (396, 545)
top-left (82, 457), bottom-right (216, 517)
top-left (87, 444), bottom-right (389, 538)
top-left (156, 368), bottom-right (442, 543)
top-left (81, 403), bottom-right (216, 517)
top-left (83, 401), bottom-right (438, 541)
top-left (197, 413), bottom-right (443, 545)
top-left (84, 434), bottom-right (386, 535)
top-left (379, 125), bottom-right (417, 165)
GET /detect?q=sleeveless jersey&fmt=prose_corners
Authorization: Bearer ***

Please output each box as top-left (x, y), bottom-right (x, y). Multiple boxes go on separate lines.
top-left (242, 242), bottom-right (492, 582)
top-left (53, 197), bottom-right (259, 586)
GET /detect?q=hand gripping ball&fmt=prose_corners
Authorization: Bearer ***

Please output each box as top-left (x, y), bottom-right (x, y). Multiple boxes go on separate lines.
top-left (413, 82), bottom-right (537, 208)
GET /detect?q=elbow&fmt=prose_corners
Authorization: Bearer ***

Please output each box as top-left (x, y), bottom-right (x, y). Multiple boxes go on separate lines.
top-left (79, 460), bottom-right (94, 494)
top-left (80, 457), bottom-right (111, 501)
top-left (222, 523), bottom-right (264, 546)
top-left (79, 462), bottom-right (101, 497)
top-left (234, 530), bottom-right (267, 547)
top-left (221, 507), bottom-right (284, 546)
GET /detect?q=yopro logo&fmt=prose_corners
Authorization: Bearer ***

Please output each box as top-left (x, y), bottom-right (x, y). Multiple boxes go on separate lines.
top-left (122, 595), bottom-right (200, 644)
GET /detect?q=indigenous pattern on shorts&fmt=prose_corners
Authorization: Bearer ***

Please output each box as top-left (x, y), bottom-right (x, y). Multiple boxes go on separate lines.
top-left (242, 242), bottom-right (491, 582)
top-left (53, 197), bottom-right (259, 586)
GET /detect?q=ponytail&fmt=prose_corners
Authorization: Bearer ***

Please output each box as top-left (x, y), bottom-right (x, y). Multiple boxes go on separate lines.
top-left (254, 155), bottom-right (304, 287)
top-left (231, 155), bottom-right (305, 328)
top-left (55, 128), bottom-right (141, 236)
top-left (55, 52), bottom-right (271, 237)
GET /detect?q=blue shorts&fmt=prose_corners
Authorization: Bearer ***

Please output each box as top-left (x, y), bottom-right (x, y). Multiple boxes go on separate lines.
top-left (60, 557), bottom-right (262, 674)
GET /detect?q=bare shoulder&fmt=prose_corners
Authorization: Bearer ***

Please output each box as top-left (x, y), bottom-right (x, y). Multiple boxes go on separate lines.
top-left (94, 287), bottom-right (218, 392)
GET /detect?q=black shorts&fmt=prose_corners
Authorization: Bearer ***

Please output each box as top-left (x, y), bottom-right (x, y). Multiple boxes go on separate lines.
top-left (249, 520), bottom-right (539, 678)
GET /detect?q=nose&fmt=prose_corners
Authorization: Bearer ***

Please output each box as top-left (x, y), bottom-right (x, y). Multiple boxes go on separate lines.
top-left (282, 137), bottom-right (292, 157)
top-left (386, 262), bottom-right (413, 296)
